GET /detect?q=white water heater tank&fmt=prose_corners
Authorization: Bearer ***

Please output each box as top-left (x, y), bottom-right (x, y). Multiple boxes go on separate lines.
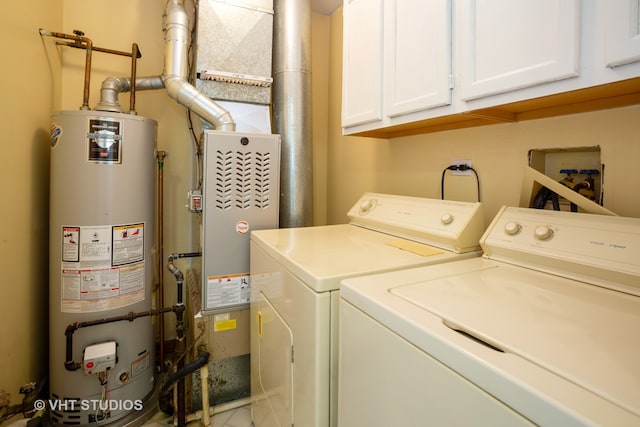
top-left (48, 110), bottom-right (157, 425)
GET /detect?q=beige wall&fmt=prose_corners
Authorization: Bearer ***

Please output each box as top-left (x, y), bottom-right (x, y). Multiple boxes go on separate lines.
top-left (325, 8), bottom-right (640, 226)
top-left (1, 0), bottom-right (637, 418)
top-left (0, 0), bottom-right (197, 411)
top-left (60, 0), bottom-right (197, 342)
top-left (0, 0), bottom-right (62, 410)
top-left (0, 1), bottom-right (333, 412)
top-left (311, 12), bottom-right (331, 225)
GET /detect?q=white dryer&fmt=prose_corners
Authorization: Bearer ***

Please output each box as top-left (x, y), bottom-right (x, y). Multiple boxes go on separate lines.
top-left (249, 193), bottom-right (485, 427)
top-left (339, 206), bottom-right (640, 427)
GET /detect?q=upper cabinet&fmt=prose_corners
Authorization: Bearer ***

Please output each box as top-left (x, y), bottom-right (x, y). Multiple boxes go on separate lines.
top-left (342, 0), bottom-right (640, 138)
top-left (341, 0), bottom-right (384, 127)
top-left (342, 0), bottom-right (451, 128)
top-left (384, 0), bottom-right (452, 117)
top-left (605, 0), bottom-right (640, 67)
top-left (457, 0), bottom-right (580, 101)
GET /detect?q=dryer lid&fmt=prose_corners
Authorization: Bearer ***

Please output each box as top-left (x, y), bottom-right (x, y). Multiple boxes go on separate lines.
top-left (251, 224), bottom-right (464, 292)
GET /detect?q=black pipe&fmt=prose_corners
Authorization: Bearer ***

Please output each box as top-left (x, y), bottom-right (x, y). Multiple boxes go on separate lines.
top-left (158, 348), bottom-right (210, 416)
top-left (570, 182), bottom-right (589, 212)
top-left (64, 306), bottom-right (182, 371)
top-left (164, 251), bottom-right (201, 426)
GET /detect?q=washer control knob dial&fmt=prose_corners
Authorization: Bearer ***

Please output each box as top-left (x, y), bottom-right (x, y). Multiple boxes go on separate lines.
top-left (441, 213), bottom-right (454, 225)
top-left (359, 199), bottom-right (377, 214)
top-left (504, 222), bottom-right (522, 235)
top-left (534, 225), bottom-right (554, 241)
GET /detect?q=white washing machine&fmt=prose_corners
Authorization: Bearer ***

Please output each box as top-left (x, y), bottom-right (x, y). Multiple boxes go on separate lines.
top-left (339, 206), bottom-right (640, 427)
top-left (249, 193), bottom-right (486, 427)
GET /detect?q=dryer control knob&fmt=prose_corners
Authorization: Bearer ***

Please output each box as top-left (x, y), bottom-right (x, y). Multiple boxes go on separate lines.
top-left (534, 225), bottom-right (553, 241)
top-left (441, 213), bottom-right (454, 225)
top-left (359, 199), bottom-right (377, 214)
top-left (504, 222), bottom-right (522, 235)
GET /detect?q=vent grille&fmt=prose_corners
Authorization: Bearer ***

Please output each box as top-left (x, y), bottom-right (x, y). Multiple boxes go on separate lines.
top-left (215, 150), bottom-right (233, 210)
top-left (255, 151), bottom-right (272, 209)
top-left (215, 150), bottom-right (272, 210)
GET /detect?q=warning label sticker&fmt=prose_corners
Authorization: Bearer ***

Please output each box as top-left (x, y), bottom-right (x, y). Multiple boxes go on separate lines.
top-left (206, 273), bottom-right (250, 311)
top-left (113, 224), bottom-right (144, 266)
top-left (60, 223), bottom-right (145, 313)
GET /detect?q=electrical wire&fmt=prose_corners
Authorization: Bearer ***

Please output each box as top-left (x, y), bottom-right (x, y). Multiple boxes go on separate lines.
top-left (441, 165), bottom-right (481, 202)
top-left (187, 0), bottom-right (203, 190)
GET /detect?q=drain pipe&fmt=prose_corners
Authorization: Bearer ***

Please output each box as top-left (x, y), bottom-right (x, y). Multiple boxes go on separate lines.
top-left (166, 251), bottom-right (201, 427)
top-left (273, 0), bottom-right (314, 228)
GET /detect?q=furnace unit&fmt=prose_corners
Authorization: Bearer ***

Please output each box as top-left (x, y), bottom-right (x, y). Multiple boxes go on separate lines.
top-left (201, 130), bottom-right (280, 315)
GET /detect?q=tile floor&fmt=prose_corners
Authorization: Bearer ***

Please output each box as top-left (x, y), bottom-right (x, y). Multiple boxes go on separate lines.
top-left (3, 401), bottom-right (252, 427)
top-left (144, 404), bottom-right (252, 427)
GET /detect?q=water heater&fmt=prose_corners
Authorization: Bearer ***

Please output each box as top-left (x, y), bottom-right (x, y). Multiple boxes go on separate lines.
top-left (48, 110), bottom-right (156, 425)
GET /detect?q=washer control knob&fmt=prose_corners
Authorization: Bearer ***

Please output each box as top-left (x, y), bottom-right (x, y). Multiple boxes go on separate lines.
top-left (441, 213), bottom-right (454, 225)
top-left (359, 199), bottom-right (376, 214)
top-left (504, 222), bottom-right (522, 235)
top-left (534, 225), bottom-right (553, 241)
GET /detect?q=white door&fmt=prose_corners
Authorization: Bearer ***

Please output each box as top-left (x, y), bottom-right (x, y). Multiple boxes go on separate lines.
top-left (457, 0), bottom-right (581, 100)
top-left (385, 0), bottom-right (452, 117)
top-left (605, 0), bottom-right (640, 67)
top-left (342, 0), bottom-right (384, 127)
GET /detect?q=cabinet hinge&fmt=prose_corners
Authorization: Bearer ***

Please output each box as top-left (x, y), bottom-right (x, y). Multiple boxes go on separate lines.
top-left (449, 74), bottom-right (455, 89)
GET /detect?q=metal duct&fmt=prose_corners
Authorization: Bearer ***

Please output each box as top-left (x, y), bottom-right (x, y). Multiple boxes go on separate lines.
top-left (194, 0), bottom-right (274, 105)
top-left (273, 0), bottom-right (313, 227)
top-left (94, 76), bottom-right (165, 113)
top-left (163, 0), bottom-right (235, 131)
top-left (94, 0), bottom-right (235, 131)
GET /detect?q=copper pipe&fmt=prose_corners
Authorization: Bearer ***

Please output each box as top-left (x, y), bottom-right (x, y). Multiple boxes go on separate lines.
top-left (157, 151), bottom-right (167, 371)
top-left (82, 38), bottom-right (93, 110)
top-left (39, 30), bottom-right (93, 109)
top-left (130, 43), bottom-right (140, 113)
top-left (58, 42), bottom-right (142, 58)
top-left (39, 28), bottom-right (143, 111)
top-left (42, 30), bottom-right (94, 109)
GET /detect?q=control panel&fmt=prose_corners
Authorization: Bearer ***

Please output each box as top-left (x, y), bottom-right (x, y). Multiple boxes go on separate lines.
top-left (83, 341), bottom-right (117, 375)
top-left (482, 206), bottom-right (640, 293)
top-left (347, 193), bottom-right (485, 253)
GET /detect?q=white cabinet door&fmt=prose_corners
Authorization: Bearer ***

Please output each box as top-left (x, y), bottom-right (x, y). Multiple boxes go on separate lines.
top-left (605, 0), bottom-right (640, 67)
top-left (342, 0), bottom-right (384, 127)
top-left (385, 0), bottom-right (452, 117)
top-left (457, 0), bottom-right (581, 101)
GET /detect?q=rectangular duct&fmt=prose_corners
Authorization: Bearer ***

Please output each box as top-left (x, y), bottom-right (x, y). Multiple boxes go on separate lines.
top-left (195, 0), bottom-right (274, 105)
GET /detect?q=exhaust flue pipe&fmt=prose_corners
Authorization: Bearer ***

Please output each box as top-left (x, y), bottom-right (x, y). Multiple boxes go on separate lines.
top-left (94, 76), bottom-right (165, 113)
top-left (94, 0), bottom-right (235, 131)
top-left (162, 0), bottom-right (235, 131)
top-left (273, 0), bottom-right (313, 228)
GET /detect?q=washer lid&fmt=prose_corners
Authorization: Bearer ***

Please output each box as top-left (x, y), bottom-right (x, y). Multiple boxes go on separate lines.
top-left (390, 263), bottom-right (640, 417)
